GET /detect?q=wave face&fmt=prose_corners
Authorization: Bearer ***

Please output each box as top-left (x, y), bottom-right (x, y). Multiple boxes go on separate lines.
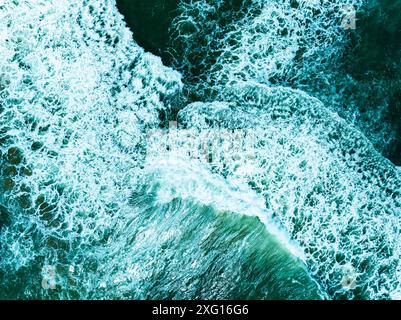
top-left (89, 157), bottom-right (324, 299)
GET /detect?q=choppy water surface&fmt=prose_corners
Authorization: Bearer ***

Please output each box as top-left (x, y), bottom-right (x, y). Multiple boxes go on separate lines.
top-left (0, 0), bottom-right (400, 300)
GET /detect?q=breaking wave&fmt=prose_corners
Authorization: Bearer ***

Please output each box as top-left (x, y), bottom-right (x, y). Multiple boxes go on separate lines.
top-left (176, 83), bottom-right (401, 299)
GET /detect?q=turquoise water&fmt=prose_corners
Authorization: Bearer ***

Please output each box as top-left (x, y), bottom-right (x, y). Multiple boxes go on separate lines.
top-left (0, 0), bottom-right (400, 300)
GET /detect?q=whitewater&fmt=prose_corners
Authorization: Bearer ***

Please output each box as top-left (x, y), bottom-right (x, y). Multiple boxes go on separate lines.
top-left (0, 0), bottom-right (400, 300)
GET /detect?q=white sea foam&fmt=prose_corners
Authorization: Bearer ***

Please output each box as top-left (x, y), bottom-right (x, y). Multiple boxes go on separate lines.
top-left (176, 82), bottom-right (401, 299)
top-left (0, 0), bottom-right (318, 300)
top-left (170, 0), bottom-right (401, 158)
top-left (170, 0), bottom-right (364, 95)
top-left (1, 0), bottom-right (400, 301)
top-left (0, 0), bottom-right (182, 298)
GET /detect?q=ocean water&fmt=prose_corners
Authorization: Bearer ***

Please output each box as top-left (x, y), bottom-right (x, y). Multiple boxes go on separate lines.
top-left (0, 0), bottom-right (400, 300)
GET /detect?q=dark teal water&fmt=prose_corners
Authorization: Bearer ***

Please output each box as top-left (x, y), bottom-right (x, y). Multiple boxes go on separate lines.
top-left (345, 0), bottom-right (401, 163)
top-left (116, 0), bottom-right (180, 65)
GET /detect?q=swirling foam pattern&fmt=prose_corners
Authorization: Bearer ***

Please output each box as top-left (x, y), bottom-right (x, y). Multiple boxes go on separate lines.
top-left (169, 0), bottom-right (401, 162)
top-left (170, 0), bottom-right (363, 97)
top-left (1, 0), bottom-right (400, 300)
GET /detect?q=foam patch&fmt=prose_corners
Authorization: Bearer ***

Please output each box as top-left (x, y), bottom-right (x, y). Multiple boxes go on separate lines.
top-left (0, 0), bottom-right (181, 298)
top-left (174, 82), bottom-right (401, 299)
top-left (169, 0), bottom-right (401, 162)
